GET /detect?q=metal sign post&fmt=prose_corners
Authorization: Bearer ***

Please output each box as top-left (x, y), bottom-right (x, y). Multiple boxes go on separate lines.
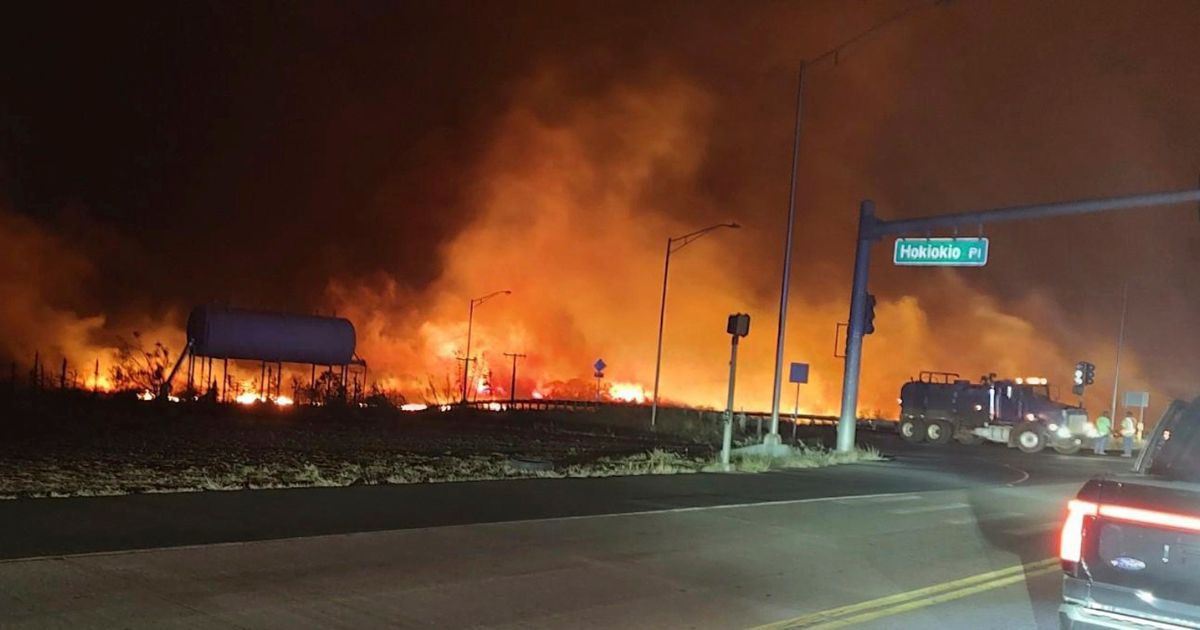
top-left (789, 362), bottom-right (809, 442)
top-left (594, 358), bottom-right (606, 402)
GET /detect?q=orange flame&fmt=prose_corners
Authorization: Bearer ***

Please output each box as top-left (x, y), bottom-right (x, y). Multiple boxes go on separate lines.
top-left (609, 381), bottom-right (647, 404)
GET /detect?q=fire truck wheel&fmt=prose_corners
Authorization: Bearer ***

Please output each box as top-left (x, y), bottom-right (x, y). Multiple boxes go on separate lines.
top-left (925, 420), bottom-right (954, 445)
top-left (899, 418), bottom-right (925, 443)
top-left (1014, 423), bottom-right (1046, 453)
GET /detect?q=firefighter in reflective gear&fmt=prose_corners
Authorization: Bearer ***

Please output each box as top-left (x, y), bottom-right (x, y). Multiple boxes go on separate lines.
top-left (1121, 410), bottom-right (1137, 458)
top-left (1093, 411), bottom-right (1112, 455)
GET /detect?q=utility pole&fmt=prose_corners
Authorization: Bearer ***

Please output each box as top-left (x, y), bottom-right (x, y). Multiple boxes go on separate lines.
top-left (836, 187), bottom-right (1200, 453)
top-left (1110, 281), bottom-right (1129, 418)
top-left (503, 352), bottom-right (526, 404)
top-left (455, 356), bottom-right (476, 402)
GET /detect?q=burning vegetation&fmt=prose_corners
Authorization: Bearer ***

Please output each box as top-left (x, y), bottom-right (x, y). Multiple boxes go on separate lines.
top-left (0, 69), bottom-right (1162, 418)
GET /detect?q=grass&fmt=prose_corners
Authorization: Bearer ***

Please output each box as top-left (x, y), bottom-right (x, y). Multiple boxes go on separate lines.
top-left (721, 443), bottom-right (885, 473)
top-left (0, 444), bottom-right (885, 499)
top-left (558, 449), bottom-right (708, 477)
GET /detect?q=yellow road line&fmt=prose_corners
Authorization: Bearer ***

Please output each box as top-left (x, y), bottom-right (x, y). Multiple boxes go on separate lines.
top-left (804, 564), bottom-right (1061, 629)
top-left (749, 557), bottom-right (1058, 630)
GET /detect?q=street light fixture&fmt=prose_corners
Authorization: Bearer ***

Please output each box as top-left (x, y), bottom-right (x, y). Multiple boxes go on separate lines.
top-left (461, 289), bottom-right (511, 403)
top-left (650, 221), bottom-right (740, 429)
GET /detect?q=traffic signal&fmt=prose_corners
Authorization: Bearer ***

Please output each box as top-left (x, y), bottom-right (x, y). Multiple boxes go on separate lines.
top-left (726, 313), bottom-right (750, 337)
top-left (863, 294), bottom-right (877, 335)
top-left (1074, 361), bottom-right (1096, 388)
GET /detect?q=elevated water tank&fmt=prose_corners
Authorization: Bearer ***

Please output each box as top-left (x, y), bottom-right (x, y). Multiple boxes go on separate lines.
top-left (186, 305), bottom-right (356, 365)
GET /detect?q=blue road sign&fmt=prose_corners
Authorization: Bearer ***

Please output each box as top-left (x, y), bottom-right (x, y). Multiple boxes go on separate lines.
top-left (594, 358), bottom-right (607, 373)
top-left (789, 362), bottom-right (809, 384)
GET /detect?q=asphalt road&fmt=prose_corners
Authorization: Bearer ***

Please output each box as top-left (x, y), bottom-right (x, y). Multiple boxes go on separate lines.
top-left (0, 432), bottom-right (1134, 628)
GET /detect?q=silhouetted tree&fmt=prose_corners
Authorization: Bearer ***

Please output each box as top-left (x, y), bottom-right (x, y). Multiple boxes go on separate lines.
top-left (109, 332), bottom-right (171, 393)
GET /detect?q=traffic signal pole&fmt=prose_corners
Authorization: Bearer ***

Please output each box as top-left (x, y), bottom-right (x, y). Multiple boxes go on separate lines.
top-left (837, 200), bottom-right (876, 453)
top-left (835, 187), bottom-right (1200, 453)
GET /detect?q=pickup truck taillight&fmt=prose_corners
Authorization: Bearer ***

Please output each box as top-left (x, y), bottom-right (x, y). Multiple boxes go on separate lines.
top-left (1060, 498), bottom-right (1200, 564)
top-left (1060, 499), bottom-right (1097, 563)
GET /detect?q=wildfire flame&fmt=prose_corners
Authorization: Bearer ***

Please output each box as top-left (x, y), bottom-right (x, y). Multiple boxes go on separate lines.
top-left (234, 392), bottom-right (293, 408)
top-left (609, 381), bottom-right (646, 404)
top-left (234, 392), bottom-right (261, 405)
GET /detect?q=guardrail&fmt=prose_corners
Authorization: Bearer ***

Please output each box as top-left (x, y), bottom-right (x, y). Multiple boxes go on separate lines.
top-left (458, 399), bottom-right (603, 412)
top-left (455, 400), bottom-right (894, 430)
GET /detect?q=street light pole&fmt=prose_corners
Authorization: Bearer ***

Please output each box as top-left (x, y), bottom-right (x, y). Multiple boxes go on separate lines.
top-left (764, 0), bottom-right (946, 446)
top-left (649, 222), bottom-right (740, 430)
top-left (461, 290), bottom-right (511, 404)
top-left (766, 61), bottom-right (806, 444)
top-left (650, 239), bottom-right (672, 430)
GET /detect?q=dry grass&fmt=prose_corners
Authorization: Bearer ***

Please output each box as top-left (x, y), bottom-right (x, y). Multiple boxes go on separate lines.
top-left (722, 444), bottom-right (885, 473)
top-left (0, 444), bottom-right (884, 499)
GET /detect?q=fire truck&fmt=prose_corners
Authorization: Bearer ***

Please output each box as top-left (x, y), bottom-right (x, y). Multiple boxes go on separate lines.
top-left (897, 371), bottom-right (1093, 455)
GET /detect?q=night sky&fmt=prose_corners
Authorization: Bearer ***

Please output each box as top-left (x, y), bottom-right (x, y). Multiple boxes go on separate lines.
top-left (2, 0), bottom-right (1198, 410)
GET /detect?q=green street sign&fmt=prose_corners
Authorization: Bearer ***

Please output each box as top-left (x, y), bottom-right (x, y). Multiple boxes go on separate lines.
top-left (893, 237), bottom-right (989, 266)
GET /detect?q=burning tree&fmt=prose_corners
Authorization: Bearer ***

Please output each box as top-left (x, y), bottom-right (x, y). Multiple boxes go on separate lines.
top-left (423, 373), bottom-right (458, 406)
top-left (109, 332), bottom-right (171, 393)
top-left (363, 383), bottom-right (407, 409)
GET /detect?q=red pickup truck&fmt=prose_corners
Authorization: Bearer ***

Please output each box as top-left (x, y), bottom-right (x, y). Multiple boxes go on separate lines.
top-left (1059, 397), bottom-right (1200, 629)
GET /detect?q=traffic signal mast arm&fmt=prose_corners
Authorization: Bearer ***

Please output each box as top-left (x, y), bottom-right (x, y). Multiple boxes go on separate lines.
top-left (862, 188), bottom-right (1200, 240)
top-left (836, 187), bottom-right (1200, 453)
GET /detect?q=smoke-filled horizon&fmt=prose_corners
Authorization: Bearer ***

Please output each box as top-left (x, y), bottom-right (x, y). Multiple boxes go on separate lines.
top-left (1, 0), bottom-right (1197, 416)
